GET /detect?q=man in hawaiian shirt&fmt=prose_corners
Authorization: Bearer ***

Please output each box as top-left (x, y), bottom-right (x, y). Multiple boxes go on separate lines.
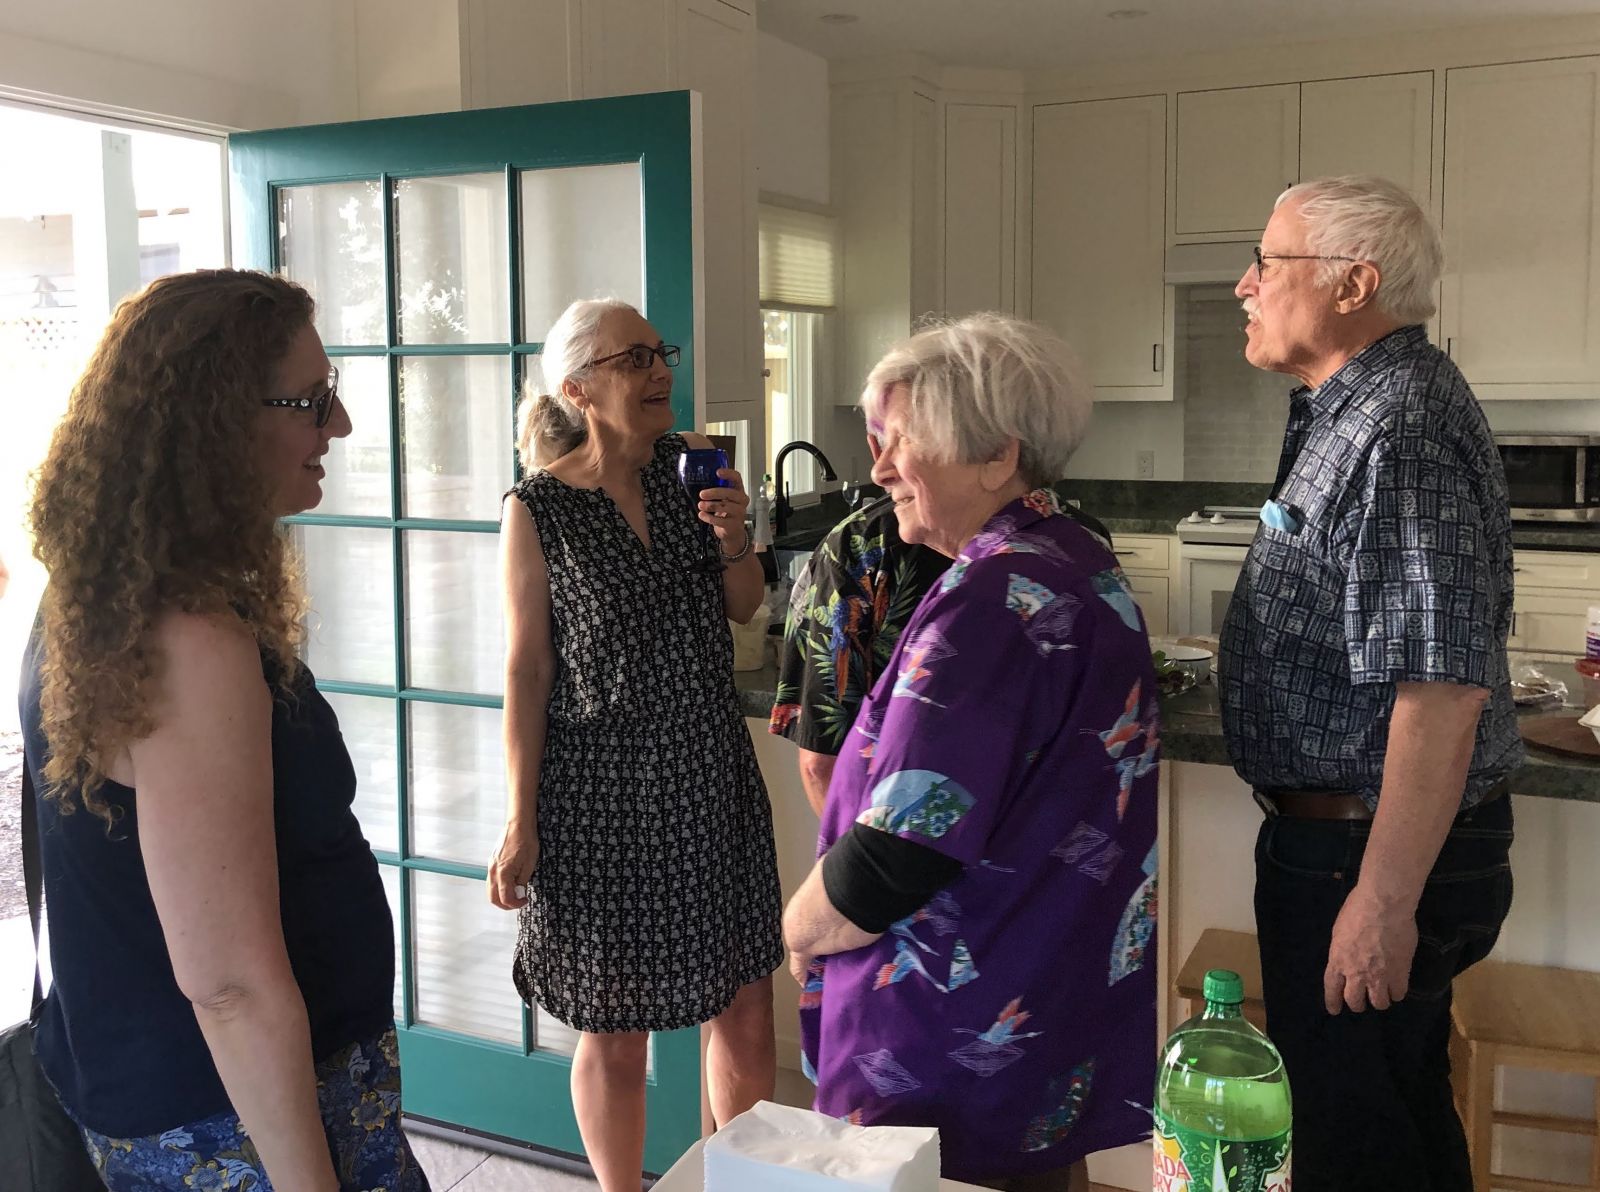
top-left (1220, 175), bottom-right (1523, 1191)
top-left (769, 439), bottom-right (950, 816)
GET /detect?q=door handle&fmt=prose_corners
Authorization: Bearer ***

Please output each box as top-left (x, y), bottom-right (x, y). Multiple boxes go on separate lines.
top-left (1151, 343), bottom-right (1163, 373)
top-left (1446, 337), bottom-right (1453, 358)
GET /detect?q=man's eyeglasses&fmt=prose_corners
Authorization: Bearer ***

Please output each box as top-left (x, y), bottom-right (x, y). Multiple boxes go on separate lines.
top-left (261, 366), bottom-right (340, 428)
top-left (1253, 247), bottom-right (1358, 281)
top-left (586, 343), bottom-right (681, 371)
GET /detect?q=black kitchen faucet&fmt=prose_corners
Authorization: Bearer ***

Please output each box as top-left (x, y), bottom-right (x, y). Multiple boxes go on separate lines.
top-left (773, 440), bottom-right (838, 538)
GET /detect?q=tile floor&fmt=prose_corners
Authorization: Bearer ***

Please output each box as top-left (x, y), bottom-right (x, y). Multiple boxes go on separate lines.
top-left (407, 1130), bottom-right (598, 1191)
top-left (404, 1067), bottom-right (817, 1190)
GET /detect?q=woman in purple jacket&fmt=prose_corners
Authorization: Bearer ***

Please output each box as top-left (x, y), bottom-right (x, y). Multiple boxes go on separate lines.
top-left (782, 314), bottom-right (1160, 1191)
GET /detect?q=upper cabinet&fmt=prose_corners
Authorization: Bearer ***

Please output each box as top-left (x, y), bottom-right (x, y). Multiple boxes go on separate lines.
top-left (676, 0), bottom-right (760, 416)
top-left (943, 103), bottom-right (1017, 317)
top-left (1173, 84), bottom-right (1298, 238)
top-left (1299, 72), bottom-right (1433, 204)
top-left (1032, 94), bottom-right (1170, 400)
top-left (1442, 56), bottom-right (1600, 395)
top-left (1173, 73), bottom-right (1434, 242)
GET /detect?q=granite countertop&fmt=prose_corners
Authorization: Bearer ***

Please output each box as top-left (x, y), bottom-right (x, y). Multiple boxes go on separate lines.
top-left (774, 480), bottom-right (1600, 552)
top-left (735, 659), bottom-right (1600, 804)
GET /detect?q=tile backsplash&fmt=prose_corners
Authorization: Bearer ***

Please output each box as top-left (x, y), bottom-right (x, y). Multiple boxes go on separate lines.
top-left (1180, 288), bottom-right (1289, 483)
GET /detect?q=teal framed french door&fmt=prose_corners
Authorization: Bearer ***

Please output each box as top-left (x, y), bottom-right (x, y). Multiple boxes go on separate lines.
top-left (229, 92), bottom-right (700, 1172)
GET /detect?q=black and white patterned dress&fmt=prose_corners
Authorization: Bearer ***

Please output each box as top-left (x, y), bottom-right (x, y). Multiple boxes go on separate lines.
top-left (508, 432), bottom-right (784, 1033)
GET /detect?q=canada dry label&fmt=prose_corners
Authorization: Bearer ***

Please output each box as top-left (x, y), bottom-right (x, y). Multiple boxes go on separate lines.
top-left (1153, 1112), bottom-right (1291, 1192)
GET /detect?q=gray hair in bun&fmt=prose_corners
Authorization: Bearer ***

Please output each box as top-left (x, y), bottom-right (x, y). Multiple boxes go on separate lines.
top-left (515, 297), bottom-right (638, 466)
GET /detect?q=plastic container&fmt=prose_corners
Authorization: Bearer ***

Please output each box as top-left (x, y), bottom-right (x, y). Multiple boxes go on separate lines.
top-left (730, 602), bottom-right (773, 671)
top-left (1154, 969), bottom-right (1292, 1191)
top-left (1586, 605), bottom-right (1600, 661)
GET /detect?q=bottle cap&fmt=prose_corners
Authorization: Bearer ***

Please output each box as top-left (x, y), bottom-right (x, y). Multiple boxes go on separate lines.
top-left (1204, 969), bottom-right (1245, 1005)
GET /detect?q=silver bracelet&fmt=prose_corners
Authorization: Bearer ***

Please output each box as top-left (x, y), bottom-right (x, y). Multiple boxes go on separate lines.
top-left (718, 528), bottom-right (753, 564)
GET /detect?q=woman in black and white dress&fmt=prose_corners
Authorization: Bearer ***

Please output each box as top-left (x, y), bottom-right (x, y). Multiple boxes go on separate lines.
top-left (487, 298), bottom-right (782, 1192)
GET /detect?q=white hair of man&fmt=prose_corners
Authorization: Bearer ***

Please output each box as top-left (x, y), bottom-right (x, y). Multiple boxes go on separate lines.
top-left (514, 297), bottom-right (637, 466)
top-left (1277, 175), bottom-right (1442, 325)
top-left (860, 313), bottom-right (1093, 489)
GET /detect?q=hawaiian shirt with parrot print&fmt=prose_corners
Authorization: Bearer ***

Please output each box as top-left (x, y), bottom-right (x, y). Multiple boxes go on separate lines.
top-left (770, 494), bottom-right (950, 754)
top-left (799, 492), bottom-right (1160, 1183)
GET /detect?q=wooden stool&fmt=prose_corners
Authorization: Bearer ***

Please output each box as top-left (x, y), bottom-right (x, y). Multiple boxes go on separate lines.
top-left (1451, 960), bottom-right (1600, 1191)
top-left (1175, 928), bottom-right (1267, 1033)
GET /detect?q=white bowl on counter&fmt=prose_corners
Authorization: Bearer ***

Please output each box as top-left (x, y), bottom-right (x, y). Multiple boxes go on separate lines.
top-left (1580, 704), bottom-right (1600, 748)
top-left (1164, 645), bottom-right (1214, 682)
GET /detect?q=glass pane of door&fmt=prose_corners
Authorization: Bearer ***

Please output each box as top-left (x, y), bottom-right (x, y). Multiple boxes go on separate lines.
top-left (277, 181), bottom-right (385, 346)
top-left (520, 162), bottom-right (644, 340)
top-left (394, 173), bottom-right (509, 345)
top-left (398, 355), bottom-right (513, 521)
top-left (233, 93), bottom-right (701, 1171)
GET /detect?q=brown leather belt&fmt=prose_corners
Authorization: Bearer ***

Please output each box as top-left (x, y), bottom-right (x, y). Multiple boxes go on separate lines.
top-left (1253, 778), bottom-right (1509, 822)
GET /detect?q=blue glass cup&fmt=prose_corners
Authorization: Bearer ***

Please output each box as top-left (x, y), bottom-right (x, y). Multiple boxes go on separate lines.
top-left (678, 447), bottom-right (731, 499)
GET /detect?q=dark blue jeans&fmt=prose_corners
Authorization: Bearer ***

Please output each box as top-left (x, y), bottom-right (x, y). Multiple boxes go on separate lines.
top-left (1254, 794), bottom-right (1513, 1192)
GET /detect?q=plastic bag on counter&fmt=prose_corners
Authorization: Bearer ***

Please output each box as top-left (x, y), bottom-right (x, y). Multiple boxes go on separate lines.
top-left (1510, 662), bottom-right (1568, 708)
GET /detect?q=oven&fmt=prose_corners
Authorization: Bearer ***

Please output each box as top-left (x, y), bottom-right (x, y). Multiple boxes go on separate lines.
top-left (1495, 434), bottom-right (1600, 522)
top-left (1176, 508), bottom-right (1259, 637)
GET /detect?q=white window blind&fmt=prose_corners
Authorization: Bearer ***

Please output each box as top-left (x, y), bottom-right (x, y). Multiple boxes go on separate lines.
top-left (758, 203), bottom-right (836, 312)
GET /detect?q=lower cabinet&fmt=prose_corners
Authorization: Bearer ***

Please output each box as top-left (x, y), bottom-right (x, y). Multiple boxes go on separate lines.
top-left (1114, 534), bottom-right (1175, 638)
top-left (1509, 549), bottom-right (1599, 657)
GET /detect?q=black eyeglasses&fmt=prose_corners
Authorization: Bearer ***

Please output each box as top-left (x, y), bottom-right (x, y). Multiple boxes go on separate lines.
top-left (261, 366), bottom-right (340, 428)
top-left (585, 343), bottom-right (681, 371)
top-left (1253, 247), bottom-right (1358, 280)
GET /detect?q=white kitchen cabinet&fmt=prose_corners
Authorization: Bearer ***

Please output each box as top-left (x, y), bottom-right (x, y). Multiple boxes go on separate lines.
top-left (910, 89), bottom-right (942, 321)
top-left (678, 0), bottom-right (760, 418)
top-left (1032, 94), bottom-right (1171, 400)
top-left (1174, 83), bottom-right (1299, 238)
top-left (943, 102), bottom-right (1016, 317)
top-left (1299, 72), bottom-right (1433, 203)
top-left (1510, 548), bottom-right (1600, 657)
top-left (1442, 56), bottom-right (1600, 397)
top-left (1511, 590), bottom-right (1594, 657)
top-left (1113, 534), bottom-right (1175, 637)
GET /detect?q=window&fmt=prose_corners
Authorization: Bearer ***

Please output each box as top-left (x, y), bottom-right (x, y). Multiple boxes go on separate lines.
top-left (758, 201), bottom-right (835, 501)
top-left (0, 101), bottom-right (226, 771)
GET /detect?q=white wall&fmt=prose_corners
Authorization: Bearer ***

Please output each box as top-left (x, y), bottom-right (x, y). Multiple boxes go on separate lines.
top-left (755, 33), bottom-right (829, 207)
top-left (0, 0), bottom-right (358, 130)
top-left (1064, 402), bottom-right (1187, 482)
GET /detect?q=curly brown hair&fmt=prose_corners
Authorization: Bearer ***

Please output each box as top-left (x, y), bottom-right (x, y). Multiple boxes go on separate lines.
top-left (29, 269), bottom-right (316, 821)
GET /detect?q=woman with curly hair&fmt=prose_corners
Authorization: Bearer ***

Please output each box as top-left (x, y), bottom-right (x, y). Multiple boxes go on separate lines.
top-left (19, 269), bottom-right (428, 1191)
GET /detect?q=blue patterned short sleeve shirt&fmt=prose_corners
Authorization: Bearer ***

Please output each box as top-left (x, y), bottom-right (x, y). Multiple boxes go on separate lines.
top-left (1219, 325), bottom-right (1525, 808)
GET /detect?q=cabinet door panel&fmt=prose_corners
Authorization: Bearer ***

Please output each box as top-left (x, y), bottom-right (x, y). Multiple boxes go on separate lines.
top-left (1175, 84), bottom-right (1299, 236)
top-left (1443, 57), bottom-right (1600, 390)
top-left (945, 103), bottom-right (1016, 317)
top-left (1125, 573), bottom-right (1170, 637)
top-left (1512, 589), bottom-right (1593, 656)
top-left (1032, 94), bottom-right (1167, 395)
top-left (677, 0), bottom-right (758, 409)
top-left (1300, 72), bottom-right (1433, 203)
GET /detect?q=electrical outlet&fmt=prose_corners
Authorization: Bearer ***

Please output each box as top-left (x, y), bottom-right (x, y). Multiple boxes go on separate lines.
top-left (1136, 450), bottom-right (1156, 480)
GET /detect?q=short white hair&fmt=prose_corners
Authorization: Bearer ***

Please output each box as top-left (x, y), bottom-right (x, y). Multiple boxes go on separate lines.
top-left (861, 313), bottom-right (1093, 488)
top-left (515, 297), bottom-right (636, 465)
top-left (1277, 175), bottom-right (1442, 324)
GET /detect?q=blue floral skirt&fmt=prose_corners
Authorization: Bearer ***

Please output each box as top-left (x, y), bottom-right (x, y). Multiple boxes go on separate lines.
top-left (80, 1028), bottom-right (431, 1191)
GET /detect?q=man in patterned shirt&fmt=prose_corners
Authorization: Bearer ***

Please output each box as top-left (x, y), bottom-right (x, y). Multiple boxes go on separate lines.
top-left (1220, 175), bottom-right (1523, 1191)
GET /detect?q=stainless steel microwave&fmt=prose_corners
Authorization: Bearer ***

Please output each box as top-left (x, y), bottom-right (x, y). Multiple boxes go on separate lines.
top-left (1495, 434), bottom-right (1600, 522)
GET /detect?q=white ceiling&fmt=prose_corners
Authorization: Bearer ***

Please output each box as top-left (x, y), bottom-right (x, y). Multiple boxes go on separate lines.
top-left (756, 0), bottom-right (1600, 71)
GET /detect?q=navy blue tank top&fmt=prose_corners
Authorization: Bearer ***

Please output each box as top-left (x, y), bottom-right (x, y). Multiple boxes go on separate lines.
top-left (20, 622), bottom-right (396, 1137)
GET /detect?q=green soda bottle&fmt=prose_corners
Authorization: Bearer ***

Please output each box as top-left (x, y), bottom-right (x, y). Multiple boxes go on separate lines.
top-left (1153, 969), bottom-right (1292, 1192)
